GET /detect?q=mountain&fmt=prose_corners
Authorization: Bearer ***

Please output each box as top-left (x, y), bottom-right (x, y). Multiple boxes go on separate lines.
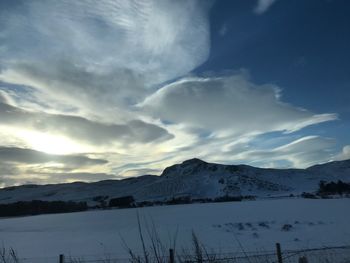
top-left (0, 158), bottom-right (350, 205)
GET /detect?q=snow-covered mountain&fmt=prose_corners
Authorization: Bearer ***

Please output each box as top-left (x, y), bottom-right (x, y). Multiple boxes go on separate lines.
top-left (1, 158), bottom-right (350, 205)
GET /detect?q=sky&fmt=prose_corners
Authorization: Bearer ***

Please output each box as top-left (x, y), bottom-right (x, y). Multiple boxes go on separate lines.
top-left (0, 0), bottom-right (350, 187)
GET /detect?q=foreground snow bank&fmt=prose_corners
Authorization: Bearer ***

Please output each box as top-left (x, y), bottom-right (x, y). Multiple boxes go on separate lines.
top-left (0, 198), bottom-right (349, 261)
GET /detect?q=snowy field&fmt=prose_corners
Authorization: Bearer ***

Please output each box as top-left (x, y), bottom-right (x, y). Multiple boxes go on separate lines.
top-left (0, 198), bottom-right (349, 262)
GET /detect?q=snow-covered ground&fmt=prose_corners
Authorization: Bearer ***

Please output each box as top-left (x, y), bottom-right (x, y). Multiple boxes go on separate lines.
top-left (0, 198), bottom-right (349, 262)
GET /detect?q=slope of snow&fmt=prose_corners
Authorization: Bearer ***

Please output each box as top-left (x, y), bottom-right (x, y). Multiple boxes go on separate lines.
top-left (0, 158), bottom-right (350, 205)
top-left (0, 199), bottom-right (349, 262)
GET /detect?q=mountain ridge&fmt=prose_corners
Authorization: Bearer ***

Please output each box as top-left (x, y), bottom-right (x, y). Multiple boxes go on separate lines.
top-left (0, 158), bottom-right (349, 205)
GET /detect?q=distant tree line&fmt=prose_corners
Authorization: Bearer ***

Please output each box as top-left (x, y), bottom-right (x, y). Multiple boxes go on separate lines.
top-left (301, 180), bottom-right (350, 199)
top-left (141, 195), bottom-right (255, 207)
top-left (135, 195), bottom-right (253, 207)
top-left (92, 194), bottom-right (256, 209)
top-left (109, 196), bottom-right (135, 208)
top-left (0, 200), bottom-right (88, 217)
top-left (318, 180), bottom-right (350, 195)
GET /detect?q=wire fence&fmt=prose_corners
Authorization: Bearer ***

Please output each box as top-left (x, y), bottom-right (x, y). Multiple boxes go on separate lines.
top-left (12, 245), bottom-right (350, 263)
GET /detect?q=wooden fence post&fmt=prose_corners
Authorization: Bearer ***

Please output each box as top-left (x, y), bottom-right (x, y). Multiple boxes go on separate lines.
top-left (276, 243), bottom-right (283, 263)
top-left (59, 254), bottom-right (65, 263)
top-left (169, 248), bottom-right (175, 263)
top-left (298, 256), bottom-right (308, 263)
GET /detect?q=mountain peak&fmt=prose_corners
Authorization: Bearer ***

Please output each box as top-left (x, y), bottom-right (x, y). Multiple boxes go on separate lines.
top-left (182, 158), bottom-right (207, 165)
top-left (160, 158), bottom-right (207, 177)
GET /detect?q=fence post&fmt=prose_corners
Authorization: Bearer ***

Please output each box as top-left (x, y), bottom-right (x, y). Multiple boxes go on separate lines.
top-left (275, 243), bottom-right (283, 263)
top-left (298, 256), bottom-right (308, 263)
top-left (169, 248), bottom-right (175, 263)
top-left (59, 254), bottom-right (65, 263)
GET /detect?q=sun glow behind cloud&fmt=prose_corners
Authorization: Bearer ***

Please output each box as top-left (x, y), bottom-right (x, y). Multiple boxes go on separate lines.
top-left (15, 130), bottom-right (88, 155)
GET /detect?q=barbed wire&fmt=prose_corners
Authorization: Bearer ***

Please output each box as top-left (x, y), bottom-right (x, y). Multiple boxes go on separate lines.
top-left (14, 245), bottom-right (350, 263)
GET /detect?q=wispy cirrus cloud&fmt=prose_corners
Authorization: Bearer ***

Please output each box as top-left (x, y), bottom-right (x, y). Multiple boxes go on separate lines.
top-left (254, 0), bottom-right (278, 14)
top-left (0, 60), bottom-right (148, 121)
top-left (0, 0), bottom-right (211, 87)
top-left (231, 135), bottom-right (337, 168)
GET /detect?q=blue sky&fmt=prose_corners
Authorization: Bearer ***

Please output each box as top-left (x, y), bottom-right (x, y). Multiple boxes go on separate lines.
top-left (201, 0), bottom-right (350, 155)
top-left (0, 0), bottom-right (349, 186)
top-left (205, 0), bottom-right (350, 112)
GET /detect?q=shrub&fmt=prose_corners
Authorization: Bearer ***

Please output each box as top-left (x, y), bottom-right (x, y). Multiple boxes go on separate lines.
top-left (301, 192), bottom-right (318, 199)
top-left (0, 247), bottom-right (19, 263)
top-left (109, 196), bottom-right (135, 208)
top-left (281, 224), bottom-right (293, 231)
top-left (214, 195), bottom-right (242, 202)
top-left (166, 196), bottom-right (192, 205)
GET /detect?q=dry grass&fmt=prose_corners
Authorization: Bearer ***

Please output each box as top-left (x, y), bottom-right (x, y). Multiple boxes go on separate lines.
top-left (0, 247), bottom-right (19, 263)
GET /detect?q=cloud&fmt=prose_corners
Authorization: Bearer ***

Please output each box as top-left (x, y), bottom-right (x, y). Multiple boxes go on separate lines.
top-left (141, 73), bottom-right (337, 137)
top-left (0, 0), bottom-right (211, 87)
top-left (0, 61), bottom-right (147, 120)
top-left (159, 134), bottom-right (337, 169)
top-left (0, 100), bottom-right (173, 145)
top-left (219, 23), bottom-right (228, 37)
top-left (254, 0), bottom-right (278, 14)
top-left (111, 168), bottom-right (159, 178)
top-left (0, 146), bottom-right (115, 186)
top-left (0, 1), bottom-right (211, 186)
top-left (0, 0), bottom-right (212, 134)
top-left (236, 136), bottom-right (337, 168)
top-left (0, 171), bottom-right (118, 187)
top-left (335, 145), bottom-right (350, 161)
top-left (0, 162), bottom-right (20, 177)
top-left (0, 146), bottom-right (107, 166)
top-left (34, 172), bottom-right (119, 183)
top-left (0, 91), bottom-right (7, 103)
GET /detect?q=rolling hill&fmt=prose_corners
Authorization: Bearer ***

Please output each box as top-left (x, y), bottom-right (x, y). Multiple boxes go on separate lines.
top-left (0, 158), bottom-right (349, 205)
